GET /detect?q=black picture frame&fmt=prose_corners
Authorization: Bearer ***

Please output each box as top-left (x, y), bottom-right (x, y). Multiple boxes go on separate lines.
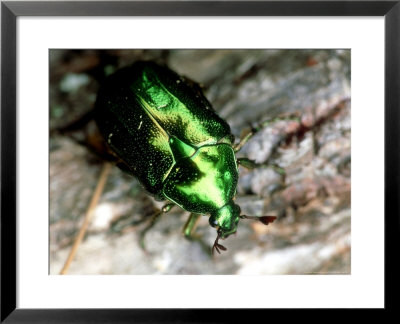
top-left (1, 1), bottom-right (399, 322)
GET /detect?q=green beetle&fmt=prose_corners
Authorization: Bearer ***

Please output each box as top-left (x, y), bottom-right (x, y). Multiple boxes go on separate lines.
top-left (95, 61), bottom-right (279, 253)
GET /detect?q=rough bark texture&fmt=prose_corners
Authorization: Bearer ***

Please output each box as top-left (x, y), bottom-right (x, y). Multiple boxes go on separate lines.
top-left (50, 49), bottom-right (351, 274)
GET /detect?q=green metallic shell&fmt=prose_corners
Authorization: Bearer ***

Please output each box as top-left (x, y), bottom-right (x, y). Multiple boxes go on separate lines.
top-left (163, 143), bottom-right (238, 214)
top-left (95, 61), bottom-right (235, 199)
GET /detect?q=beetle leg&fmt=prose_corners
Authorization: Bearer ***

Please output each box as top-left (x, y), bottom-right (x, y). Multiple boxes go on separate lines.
top-left (182, 213), bottom-right (201, 239)
top-left (212, 232), bottom-right (227, 255)
top-left (237, 157), bottom-right (258, 169)
top-left (183, 213), bottom-right (215, 255)
top-left (233, 114), bottom-right (301, 153)
top-left (139, 203), bottom-right (175, 252)
top-left (233, 128), bottom-right (256, 153)
top-left (237, 158), bottom-right (286, 179)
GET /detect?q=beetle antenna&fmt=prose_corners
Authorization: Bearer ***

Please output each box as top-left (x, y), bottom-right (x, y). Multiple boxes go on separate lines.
top-left (212, 231), bottom-right (227, 255)
top-left (240, 215), bottom-right (277, 226)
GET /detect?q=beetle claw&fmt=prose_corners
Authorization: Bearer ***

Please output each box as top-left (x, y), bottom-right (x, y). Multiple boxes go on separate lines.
top-left (217, 243), bottom-right (227, 251)
top-left (212, 233), bottom-right (227, 255)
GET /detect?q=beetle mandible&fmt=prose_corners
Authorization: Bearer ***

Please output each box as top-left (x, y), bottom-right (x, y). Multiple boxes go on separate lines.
top-left (95, 61), bottom-right (282, 254)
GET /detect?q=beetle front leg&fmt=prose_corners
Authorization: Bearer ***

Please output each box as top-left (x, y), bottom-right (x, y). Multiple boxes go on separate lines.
top-left (139, 202), bottom-right (175, 251)
top-left (182, 213), bottom-right (201, 239)
top-left (182, 213), bottom-right (213, 255)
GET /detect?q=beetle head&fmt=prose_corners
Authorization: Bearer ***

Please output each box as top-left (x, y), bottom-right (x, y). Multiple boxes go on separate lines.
top-left (209, 202), bottom-right (240, 238)
top-left (209, 203), bottom-right (240, 254)
top-left (209, 203), bottom-right (278, 254)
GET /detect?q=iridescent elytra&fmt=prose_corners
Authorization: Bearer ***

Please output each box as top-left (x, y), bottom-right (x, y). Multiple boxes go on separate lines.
top-left (94, 61), bottom-right (277, 253)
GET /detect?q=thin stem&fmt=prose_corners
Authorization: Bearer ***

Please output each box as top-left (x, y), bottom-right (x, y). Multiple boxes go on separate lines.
top-left (59, 162), bottom-right (112, 275)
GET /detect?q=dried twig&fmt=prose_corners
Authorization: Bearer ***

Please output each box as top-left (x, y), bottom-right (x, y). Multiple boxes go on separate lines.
top-left (59, 162), bottom-right (112, 275)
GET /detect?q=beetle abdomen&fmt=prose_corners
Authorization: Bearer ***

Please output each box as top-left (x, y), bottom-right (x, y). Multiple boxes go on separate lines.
top-left (95, 66), bottom-right (174, 194)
